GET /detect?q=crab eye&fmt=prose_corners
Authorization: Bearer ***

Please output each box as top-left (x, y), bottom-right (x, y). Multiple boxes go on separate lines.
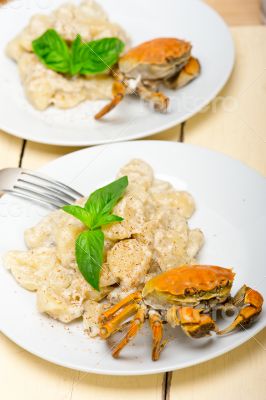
top-left (185, 288), bottom-right (197, 295)
top-left (220, 280), bottom-right (228, 287)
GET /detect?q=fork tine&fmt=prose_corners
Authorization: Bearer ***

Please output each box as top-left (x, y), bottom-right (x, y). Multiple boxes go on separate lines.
top-left (18, 178), bottom-right (77, 203)
top-left (0, 168), bottom-right (84, 209)
top-left (13, 185), bottom-right (71, 208)
top-left (5, 190), bottom-right (65, 209)
top-left (21, 169), bottom-right (83, 199)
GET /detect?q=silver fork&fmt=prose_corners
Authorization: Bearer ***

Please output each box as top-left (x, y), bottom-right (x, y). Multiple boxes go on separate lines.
top-left (0, 168), bottom-right (83, 208)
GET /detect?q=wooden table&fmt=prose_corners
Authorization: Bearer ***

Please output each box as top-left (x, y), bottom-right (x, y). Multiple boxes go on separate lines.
top-left (1, 1), bottom-right (265, 399)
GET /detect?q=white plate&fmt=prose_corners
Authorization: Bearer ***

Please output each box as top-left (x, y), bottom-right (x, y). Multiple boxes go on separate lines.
top-left (0, 141), bottom-right (265, 376)
top-left (0, 0), bottom-right (234, 146)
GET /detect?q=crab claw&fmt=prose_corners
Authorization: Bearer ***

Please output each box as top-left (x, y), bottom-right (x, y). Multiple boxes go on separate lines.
top-left (217, 285), bottom-right (264, 335)
top-left (178, 307), bottom-right (217, 338)
top-left (137, 85), bottom-right (169, 113)
top-left (164, 57), bottom-right (201, 90)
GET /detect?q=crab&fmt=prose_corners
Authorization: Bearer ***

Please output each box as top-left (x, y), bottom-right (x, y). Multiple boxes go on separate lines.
top-left (95, 38), bottom-right (201, 119)
top-left (99, 265), bottom-right (263, 361)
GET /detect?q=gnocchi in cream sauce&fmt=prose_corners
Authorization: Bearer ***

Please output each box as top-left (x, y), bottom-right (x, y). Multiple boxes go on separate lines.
top-left (4, 159), bottom-right (204, 337)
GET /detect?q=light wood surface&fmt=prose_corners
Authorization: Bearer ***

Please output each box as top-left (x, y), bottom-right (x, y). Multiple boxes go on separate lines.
top-left (21, 127), bottom-right (181, 170)
top-left (205, 0), bottom-right (262, 25)
top-left (170, 330), bottom-right (266, 400)
top-left (0, 131), bottom-right (22, 169)
top-left (0, 3), bottom-right (266, 398)
top-left (185, 26), bottom-right (266, 176)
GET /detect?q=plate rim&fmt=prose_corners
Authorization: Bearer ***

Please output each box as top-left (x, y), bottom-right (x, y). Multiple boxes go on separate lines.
top-left (34, 140), bottom-right (266, 182)
top-left (1, 322), bottom-right (264, 376)
top-left (0, 140), bottom-right (265, 375)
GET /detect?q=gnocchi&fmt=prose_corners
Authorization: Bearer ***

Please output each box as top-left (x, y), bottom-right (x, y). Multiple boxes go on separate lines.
top-left (5, 159), bottom-right (204, 336)
top-left (6, 0), bottom-right (130, 110)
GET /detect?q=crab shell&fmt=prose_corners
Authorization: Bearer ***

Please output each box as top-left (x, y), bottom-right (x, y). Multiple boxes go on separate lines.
top-left (119, 38), bottom-right (192, 80)
top-left (142, 265), bottom-right (235, 309)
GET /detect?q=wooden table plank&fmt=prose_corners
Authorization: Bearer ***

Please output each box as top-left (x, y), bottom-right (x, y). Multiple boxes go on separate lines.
top-left (21, 127), bottom-right (181, 169)
top-left (184, 26), bottom-right (266, 176)
top-left (169, 25), bottom-right (266, 400)
top-left (205, 0), bottom-right (262, 25)
top-left (0, 131), bottom-right (22, 168)
top-left (170, 330), bottom-right (266, 400)
top-left (21, 141), bottom-right (81, 170)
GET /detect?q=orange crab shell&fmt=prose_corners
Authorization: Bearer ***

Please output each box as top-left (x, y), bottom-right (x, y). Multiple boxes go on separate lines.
top-left (142, 265), bottom-right (235, 297)
top-left (119, 38), bottom-right (192, 71)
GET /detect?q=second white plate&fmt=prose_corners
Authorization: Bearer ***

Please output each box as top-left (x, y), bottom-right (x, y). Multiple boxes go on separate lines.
top-left (0, 141), bottom-right (265, 375)
top-left (0, 0), bottom-right (234, 146)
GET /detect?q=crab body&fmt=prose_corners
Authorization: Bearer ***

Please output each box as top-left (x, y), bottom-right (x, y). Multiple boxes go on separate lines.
top-left (95, 38), bottom-right (201, 119)
top-left (99, 265), bottom-right (263, 361)
top-left (142, 265), bottom-right (234, 310)
top-left (119, 38), bottom-right (192, 80)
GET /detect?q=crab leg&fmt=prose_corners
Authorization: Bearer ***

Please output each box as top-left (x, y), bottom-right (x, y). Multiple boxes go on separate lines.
top-left (95, 80), bottom-right (127, 120)
top-left (217, 285), bottom-right (263, 335)
top-left (112, 307), bottom-right (146, 358)
top-left (137, 85), bottom-right (169, 113)
top-left (149, 312), bottom-right (166, 361)
top-left (99, 292), bottom-right (142, 339)
top-left (99, 303), bottom-right (140, 339)
top-left (178, 307), bottom-right (217, 338)
top-left (166, 306), bottom-right (180, 328)
top-left (99, 291), bottom-right (142, 325)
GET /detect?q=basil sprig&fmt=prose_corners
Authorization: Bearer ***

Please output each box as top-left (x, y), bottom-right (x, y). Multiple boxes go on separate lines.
top-left (63, 176), bottom-right (128, 290)
top-left (32, 29), bottom-right (125, 76)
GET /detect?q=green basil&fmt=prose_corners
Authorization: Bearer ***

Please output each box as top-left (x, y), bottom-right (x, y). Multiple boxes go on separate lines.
top-left (32, 29), bottom-right (125, 76)
top-left (32, 29), bottom-right (71, 74)
top-left (91, 214), bottom-right (123, 230)
top-left (62, 205), bottom-right (93, 228)
top-left (70, 35), bottom-right (85, 76)
top-left (85, 176), bottom-right (128, 225)
top-left (76, 230), bottom-right (104, 291)
top-left (72, 36), bottom-right (125, 75)
top-left (62, 176), bottom-right (128, 290)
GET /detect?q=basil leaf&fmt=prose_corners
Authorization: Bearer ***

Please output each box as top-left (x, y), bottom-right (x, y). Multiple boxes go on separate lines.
top-left (70, 35), bottom-right (85, 76)
top-left (76, 229), bottom-right (104, 291)
top-left (62, 205), bottom-right (93, 228)
top-left (85, 176), bottom-right (128, 219)
top-left (72, 36), bottom-right (125, 75)
top-left (91, 214), bottom-right (123, 230)
top-left (32, 29), bottom-right (71, 74)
